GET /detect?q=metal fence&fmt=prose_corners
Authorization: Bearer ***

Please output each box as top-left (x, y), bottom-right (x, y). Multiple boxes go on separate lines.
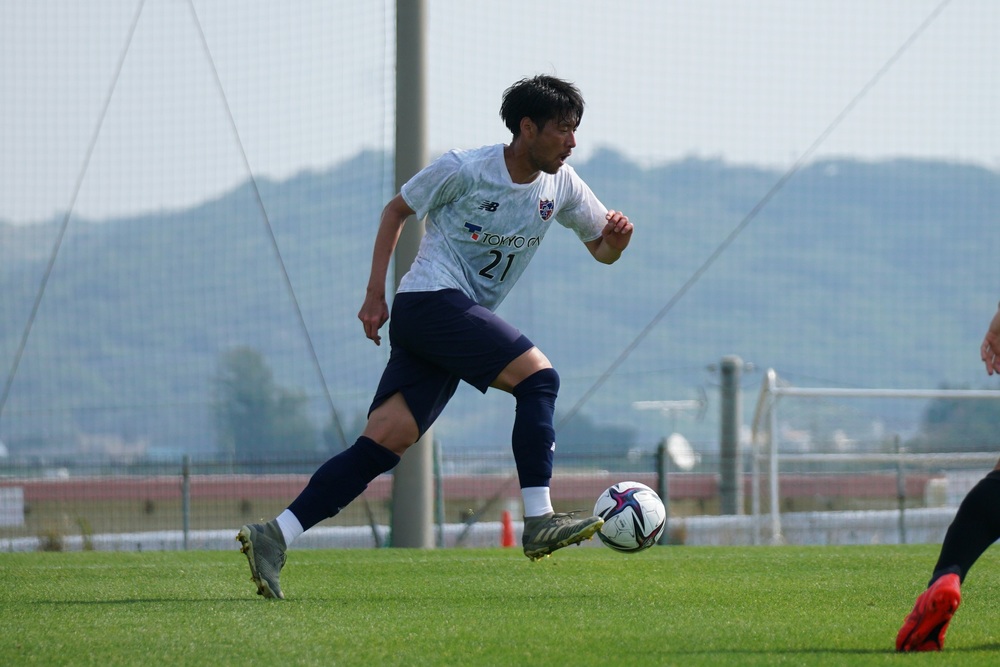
top-left (2, 438), bottom-right (992, 552)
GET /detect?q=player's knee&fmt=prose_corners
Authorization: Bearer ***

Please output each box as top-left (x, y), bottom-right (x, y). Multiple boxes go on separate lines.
top-left (362, 425), bottom-right (419, 454)
top-left (364, 394), bottom-right (419, 453)
top-left (512, 367), bottom-right (560, 399)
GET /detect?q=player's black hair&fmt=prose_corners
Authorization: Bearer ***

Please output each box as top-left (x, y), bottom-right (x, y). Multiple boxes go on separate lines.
top-left (500, 75), bottom-right (584, 138)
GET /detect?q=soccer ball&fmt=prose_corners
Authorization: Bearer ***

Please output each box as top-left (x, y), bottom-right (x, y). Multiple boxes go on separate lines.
top-left (593, 481), bottom-right (666, 553)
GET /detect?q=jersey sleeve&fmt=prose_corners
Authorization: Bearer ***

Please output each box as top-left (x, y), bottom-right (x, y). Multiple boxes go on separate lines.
top-left (400, 150), bottom-right (469, 220)
top-left (555, 168), bottom-right (608, 242)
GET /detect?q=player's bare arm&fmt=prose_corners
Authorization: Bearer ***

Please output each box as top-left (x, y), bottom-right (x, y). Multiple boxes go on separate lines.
top-left (358, 194), bottom-right (416, 345)
top-left (981, 302), bottom-right (1000, 376)
top-left (585, 210), bottom-right (633, 264)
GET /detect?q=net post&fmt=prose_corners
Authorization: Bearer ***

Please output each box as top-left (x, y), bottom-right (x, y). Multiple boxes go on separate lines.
top-left (181, 454), bottom-right (191, 551)
top-left (656, 437), bottom-right (669, 545)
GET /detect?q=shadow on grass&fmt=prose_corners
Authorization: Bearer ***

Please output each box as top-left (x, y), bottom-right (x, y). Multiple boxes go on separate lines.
top-left (667, 643), bottom-right (1000, 656)
top-left (29, 597), bottom-right (266, 605)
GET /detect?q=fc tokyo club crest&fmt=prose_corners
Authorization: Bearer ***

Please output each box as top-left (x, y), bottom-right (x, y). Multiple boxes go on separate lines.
top-left (538, 199), bottom-right (554, 221)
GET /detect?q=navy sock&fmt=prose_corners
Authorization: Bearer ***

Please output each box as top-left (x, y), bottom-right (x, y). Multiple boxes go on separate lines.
top-left (287, 436), bottom-right (400, 531)
top-left (510, 368), bottom-right (559, 489)
top-left (930, 469), bottom-right (1000, 586)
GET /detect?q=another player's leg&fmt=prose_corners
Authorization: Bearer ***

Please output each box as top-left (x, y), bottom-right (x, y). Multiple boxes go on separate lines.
top-left (896, 468), bottom-right (1000, 651)
top-left (895, 573), bottom-right (961, 652)
top-left (504, 361), bottom-right (603, 560)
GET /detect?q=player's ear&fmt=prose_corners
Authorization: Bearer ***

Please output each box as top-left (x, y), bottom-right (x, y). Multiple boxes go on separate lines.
top-left (519, 116), bottom-right (537, 139)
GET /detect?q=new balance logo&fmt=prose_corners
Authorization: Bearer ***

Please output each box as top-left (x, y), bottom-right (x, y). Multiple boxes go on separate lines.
top-left (478, 200), bottom-right (500, 212)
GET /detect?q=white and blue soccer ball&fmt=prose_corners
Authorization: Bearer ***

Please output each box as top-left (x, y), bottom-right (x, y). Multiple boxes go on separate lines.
top-left (593, 481), bottom-right (666, 553)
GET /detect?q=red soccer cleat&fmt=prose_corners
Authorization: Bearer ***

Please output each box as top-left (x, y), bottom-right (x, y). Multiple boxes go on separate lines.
top-left (896, 573), bottom-right (962, 651)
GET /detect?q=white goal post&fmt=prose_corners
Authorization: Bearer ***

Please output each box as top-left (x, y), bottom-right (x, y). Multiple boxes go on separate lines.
top-left (750, 368), bottom-right (1000, 545)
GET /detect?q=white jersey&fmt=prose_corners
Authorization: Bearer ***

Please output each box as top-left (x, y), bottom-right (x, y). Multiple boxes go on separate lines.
top-left (398, 144), bottom-right (607, 311)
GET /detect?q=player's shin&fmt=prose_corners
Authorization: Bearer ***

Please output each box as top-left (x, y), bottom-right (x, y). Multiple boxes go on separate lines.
top-left (511, 368), bottom-right (559, 516)
top-left (286, 436), bottom-right (401, 532)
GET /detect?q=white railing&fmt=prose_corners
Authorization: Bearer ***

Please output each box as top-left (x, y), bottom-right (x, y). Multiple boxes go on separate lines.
top-left (750, 368), bottom-right (1000, 545)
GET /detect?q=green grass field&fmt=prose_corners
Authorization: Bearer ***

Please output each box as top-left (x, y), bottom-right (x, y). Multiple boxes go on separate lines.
top-left (2, 544), bottom-right (998, 665)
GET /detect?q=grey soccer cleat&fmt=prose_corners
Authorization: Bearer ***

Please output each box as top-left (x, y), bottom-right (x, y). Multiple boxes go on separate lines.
top-left (237, 520), bottom-right (287, 600)
top-left (522, 511), bottom-right (604, 561)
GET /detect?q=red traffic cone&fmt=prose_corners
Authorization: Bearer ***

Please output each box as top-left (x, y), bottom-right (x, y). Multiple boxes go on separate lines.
top-left (501, 509), bottom-right (516, 547)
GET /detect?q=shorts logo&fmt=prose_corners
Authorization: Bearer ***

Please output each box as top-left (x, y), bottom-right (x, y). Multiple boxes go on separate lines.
top-left (464, 222), bottom-right (483, 240)
top-left (538, 199), bottom-right (554, 221)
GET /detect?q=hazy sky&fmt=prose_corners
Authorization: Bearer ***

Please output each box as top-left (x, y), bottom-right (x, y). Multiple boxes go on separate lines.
top-left (2, 0), bottom-right (996, 224)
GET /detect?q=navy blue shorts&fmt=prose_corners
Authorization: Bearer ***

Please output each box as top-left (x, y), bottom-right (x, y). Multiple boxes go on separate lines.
top-left (369, 289), bottom-right (534, 437)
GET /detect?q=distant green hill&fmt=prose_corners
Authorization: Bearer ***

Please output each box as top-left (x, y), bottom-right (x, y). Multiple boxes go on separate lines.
top-left (1, 151), bottom-right (998, 459)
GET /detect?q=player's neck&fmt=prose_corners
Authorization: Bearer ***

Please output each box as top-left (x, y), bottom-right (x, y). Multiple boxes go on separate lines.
top-left (503, 143), bottom-right (540, 184)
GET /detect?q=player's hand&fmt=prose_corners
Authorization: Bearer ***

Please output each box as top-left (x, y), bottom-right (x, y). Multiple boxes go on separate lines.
top-left (982, 306), bottom-right (1000, 375)
top-left (358, 291), bottom-right (389, 346)
top-left (601, 210), bottom-right (633, 252)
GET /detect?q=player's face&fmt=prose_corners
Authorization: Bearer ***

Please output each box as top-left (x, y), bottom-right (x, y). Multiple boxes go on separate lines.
top-left (528, 117), bottom-right (577, 174)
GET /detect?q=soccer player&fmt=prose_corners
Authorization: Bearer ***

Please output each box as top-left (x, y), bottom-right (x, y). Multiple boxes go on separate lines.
top-left (896, 301), bottom-right (1000, 651)
top-left (237, 75), bottom-right (633, 599)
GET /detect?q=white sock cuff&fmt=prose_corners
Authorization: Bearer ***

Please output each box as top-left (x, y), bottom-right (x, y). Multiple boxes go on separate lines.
top-left (276, 509), bottom-right (304, 547)
top-left (521, 486), bottom-right (553, 517)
